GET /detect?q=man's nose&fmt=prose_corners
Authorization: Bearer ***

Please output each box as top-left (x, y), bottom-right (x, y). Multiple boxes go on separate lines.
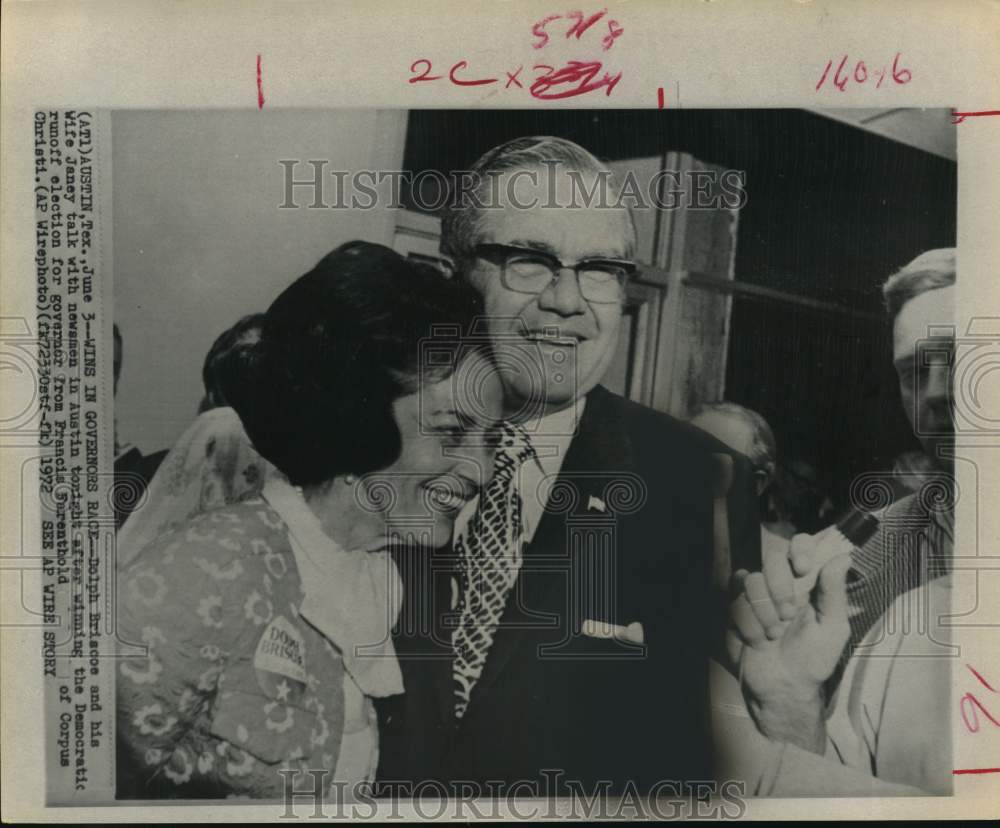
top-left (537, 268), bottom-right (587, 316)
top-left (925, 362), bottom-right (951, 404)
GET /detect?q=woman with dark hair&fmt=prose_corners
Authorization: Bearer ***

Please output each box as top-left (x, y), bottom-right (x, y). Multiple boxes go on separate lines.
top-left (198, 312), bottom-right (266, 413)
top-left (115, 242), bottom-right (502, 799)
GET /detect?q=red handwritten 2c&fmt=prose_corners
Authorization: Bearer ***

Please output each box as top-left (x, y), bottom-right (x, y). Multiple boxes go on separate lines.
top-left (408, 58), bottom-right (621, 100)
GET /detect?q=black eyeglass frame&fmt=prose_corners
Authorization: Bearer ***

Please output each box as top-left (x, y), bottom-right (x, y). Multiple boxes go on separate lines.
top-left (471, 243), bottom-right (638, 304)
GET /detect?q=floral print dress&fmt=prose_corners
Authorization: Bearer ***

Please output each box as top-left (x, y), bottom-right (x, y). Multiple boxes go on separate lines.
top-left (116, 498), bottom-right (384, 799)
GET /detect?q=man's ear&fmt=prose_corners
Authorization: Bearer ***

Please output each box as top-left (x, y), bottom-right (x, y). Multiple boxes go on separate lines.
top-left (461, 262), bottom-right (493, 296)
top-left (753, 469), bottom-right (770, 497)
top-left (436, 254), bottom-right (457, 280)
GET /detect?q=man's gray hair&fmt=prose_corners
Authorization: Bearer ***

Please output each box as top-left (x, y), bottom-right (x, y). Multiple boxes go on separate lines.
top-left (440, 135), bottom-right (636, 264)
top-left (882, 247), bottom-right (956, 321)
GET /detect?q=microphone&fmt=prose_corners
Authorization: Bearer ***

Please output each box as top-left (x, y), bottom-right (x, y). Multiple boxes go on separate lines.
top-left (791, 507), bottom-right (880, 593)
top-left (835, 507), bottom-right (880, 583)
top-left (836, 507), bottom-right (881, 548)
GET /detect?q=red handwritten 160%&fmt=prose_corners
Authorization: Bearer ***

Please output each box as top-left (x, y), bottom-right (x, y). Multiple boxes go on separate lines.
top-left (816, 52), bottom-right (912, 91)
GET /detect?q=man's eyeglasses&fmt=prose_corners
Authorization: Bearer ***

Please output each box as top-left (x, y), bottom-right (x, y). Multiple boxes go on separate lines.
top-left (472, 243), bottom-right (637, 304)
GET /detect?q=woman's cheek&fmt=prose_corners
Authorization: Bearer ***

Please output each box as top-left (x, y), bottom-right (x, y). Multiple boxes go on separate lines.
top-left (405, 477), bottom-right (429, 518)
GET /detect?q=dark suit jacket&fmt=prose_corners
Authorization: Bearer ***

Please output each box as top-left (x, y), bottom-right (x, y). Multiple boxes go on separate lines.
top-left (377, 386), bottom-right (757, 794)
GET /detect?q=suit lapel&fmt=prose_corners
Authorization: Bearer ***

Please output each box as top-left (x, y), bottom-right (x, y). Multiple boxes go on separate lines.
top-left (466, 387), bottom-right (636, 704)
top-left (426, 560), bottom-right (459, 723)
top-left (389, 543), bottom-right (458, 726)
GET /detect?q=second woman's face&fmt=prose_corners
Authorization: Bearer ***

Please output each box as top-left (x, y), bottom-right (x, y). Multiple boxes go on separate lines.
top-left (359, 350), bottom-right (504, 548)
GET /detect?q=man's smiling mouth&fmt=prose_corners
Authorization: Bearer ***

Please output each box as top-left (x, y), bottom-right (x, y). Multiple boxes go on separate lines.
top-left (523, 332), bottom-right (584, 346)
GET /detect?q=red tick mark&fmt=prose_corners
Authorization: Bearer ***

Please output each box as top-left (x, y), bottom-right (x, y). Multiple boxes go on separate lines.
top-left (256, 54), bottom-right (265, 109)
top-left (952, 767), bottom-right (1000, 775)
top-left (657, 87), bottom-right (665, 109)
top-left (969, 663), bottom-right (997, 692)
top-left (952, 109), bottom-right (1000, 124)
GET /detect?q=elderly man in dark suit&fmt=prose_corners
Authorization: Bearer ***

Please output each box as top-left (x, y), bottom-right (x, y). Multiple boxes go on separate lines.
top-left (378, 137), bottom-right (756, 796)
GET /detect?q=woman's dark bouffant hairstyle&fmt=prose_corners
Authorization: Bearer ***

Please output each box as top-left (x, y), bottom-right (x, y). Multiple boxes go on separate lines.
top-left (227, 241), bottom-right (484, 488)
top-left (200, 313), bottom-right (266, 413)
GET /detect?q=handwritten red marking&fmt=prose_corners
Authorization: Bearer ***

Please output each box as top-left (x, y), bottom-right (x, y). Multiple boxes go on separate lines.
top-left (817, 53), bottom-right (911, 91)
top-left (961, 664), bottom-right (999, 733)
top-left (953, 767), bottom-right (1000, 775)
top-left (448, 61), bottom-right (497, 87)
top-left (969, 663), bottom-right (997, 692)
top-left (891, 52), bottom-right (912, 84)
top-left (412, 9), bottom-right (623, 100)
top-left (816, 59), bottom-right (833, 91)
top-left (832, 55), bottom-right (850, 92)
top-left (530, 60), bottom-right (621, 100)
top-left (532, 14), bottom-right (562, 49)
top-left (953, 109), bottom-right (1000, 124)
top-left (602, 19), bottom-right (624, 50)
top-left (657, 87), bottom-right (665, 109)
top-left (409, 59), bottom-right (443, 83)
top-left (566, 9), bottom-right (607, 40)
top-left (961, 693), bottom-right (1000, 732)
top-left (256, 54), bottom-right (265, 109)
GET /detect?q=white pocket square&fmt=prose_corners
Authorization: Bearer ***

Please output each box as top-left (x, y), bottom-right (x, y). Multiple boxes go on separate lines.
top-left (581, 618), bottom-right (644, 644)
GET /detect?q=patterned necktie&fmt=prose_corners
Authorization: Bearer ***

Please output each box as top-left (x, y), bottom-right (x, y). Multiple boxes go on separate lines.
top-left (452, 421), bottom-right (536, 719)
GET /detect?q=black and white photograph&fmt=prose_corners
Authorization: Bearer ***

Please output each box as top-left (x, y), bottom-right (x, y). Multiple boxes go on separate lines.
top-left (101, 107), bottom-right (958, 803)
top-left (4, 1), bottom-right (999, 822)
